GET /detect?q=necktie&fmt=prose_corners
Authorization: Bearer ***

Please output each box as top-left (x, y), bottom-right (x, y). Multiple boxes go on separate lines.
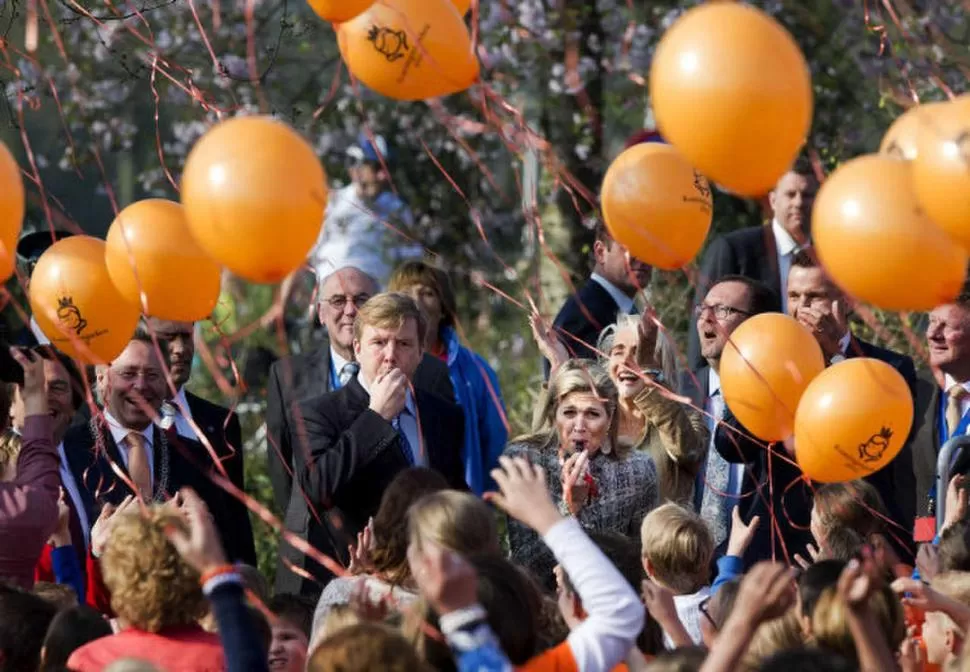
top-left (160, 401), bottom-right (178, 431)
top-left (339, 362), bottom-right (360, 388)
top-left (394, 411), bottom-right (415, 464)
top-left (699, 390), bottom-right (732, 547)
top-left (125, 432), bottom-right (152, 499)
top-left (947, 385), bottom-right (969, 439)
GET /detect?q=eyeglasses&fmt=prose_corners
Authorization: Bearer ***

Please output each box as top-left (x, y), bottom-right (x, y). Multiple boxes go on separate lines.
top-left (323, 294), bottom-right (371, 311)
top-left (694, 303), bottom-right (751, 320)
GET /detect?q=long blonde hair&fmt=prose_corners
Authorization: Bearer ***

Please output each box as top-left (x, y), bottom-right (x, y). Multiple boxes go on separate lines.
top-left (518, 361), bottom-right (624, 457)
top-left (407, 490), bottom-right (500, 557)
top-left (596, 313), bottom-right (679, 386)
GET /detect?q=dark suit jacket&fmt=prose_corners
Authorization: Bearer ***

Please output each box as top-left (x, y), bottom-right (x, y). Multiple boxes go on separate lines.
top-left (910, 373), bottom-right (970, 522)
top-left (843, 337), bottom-right (918, 547)
top-left (688, 226), bottom-right (784, 370)
top-left (680, 365), bottom-right (812, 563)
top-left (266, 341), bottom-right (455, 514)
top-left (183, 391), bottom-right (257, 565)
top-left (274, 376), bottom-right (466, 597)
top-left (551, 277), bottom-right (623, 365)
top-left (62, 418), bottom-right (246, 564)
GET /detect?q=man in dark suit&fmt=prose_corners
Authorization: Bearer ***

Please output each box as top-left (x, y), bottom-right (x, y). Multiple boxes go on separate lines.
top-left (550, 223), bottom-right (652, 365)
top-left (785, 252), bottom-right (917, 546)
top-left (266, 267), bottom-right (453, 592)
top-left (62, 330), bottom-right (245, 563)
top-left (679, 275), bottom-right (779, 554)
top-left (687, 162), bottom-right (819, 369)
top-left (911, 286), bottom-right (970, 536)
top-left (144, 317), bottom-right (256, 565)
top-left (276, 293), bottom-right (465, 597)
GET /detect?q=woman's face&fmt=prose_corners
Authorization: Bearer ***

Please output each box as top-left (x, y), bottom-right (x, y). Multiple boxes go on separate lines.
top-left (404, 283), bottom-right (443, 344)
top-left (555, 391), bottom-right (611, 455)
top-left (607, 326), bottom-right (645, 400)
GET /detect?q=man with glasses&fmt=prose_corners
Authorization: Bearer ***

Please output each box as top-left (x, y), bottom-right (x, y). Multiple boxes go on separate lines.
top-left (680, 275), bottom-right (778, 554)
top-left (267, 264), bottom-right (453, 596)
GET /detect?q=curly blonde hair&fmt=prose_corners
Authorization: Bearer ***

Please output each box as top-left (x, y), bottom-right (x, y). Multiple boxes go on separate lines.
top-left (101, 506), bottom-right (207, 633)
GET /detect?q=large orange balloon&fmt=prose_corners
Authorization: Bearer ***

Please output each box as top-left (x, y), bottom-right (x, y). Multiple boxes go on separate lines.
top-left (912, 95), bottom-right (970, 252)
top-left (29, 236), bottom-right (140, 364)
top-left (601, 143), bottom-right (713, 270)
top-left (813, 154), bottom-right (967, 311)
top-left (0, 140), bottom-right (24, 258)
top-left (880, 102), bottom-right (944, 161)
top-left (649, 3), bottom-right (812, 197)
top-left (720, 313), bottom-right (825, 442)
top-left (307, 0), bottom-right (373, 22)
top-left (794, 358), bottom-right (914, 483)
top-left (180, 116), bottom-right (328, 284)
top-left (105, 199), bottom-right (222, 321)
top-left (451, 0), bottom-right (470, 14)
top-left (337, 0), bottom-right (479, 101)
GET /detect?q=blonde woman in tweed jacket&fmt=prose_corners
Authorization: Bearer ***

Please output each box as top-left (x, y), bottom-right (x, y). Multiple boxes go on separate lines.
top-left (502, 361), bottom-right (658, 587)
top-left (532, 311), bottom-right (708, 509)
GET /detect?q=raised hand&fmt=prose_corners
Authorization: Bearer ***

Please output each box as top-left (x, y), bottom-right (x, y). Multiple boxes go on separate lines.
top-left (348, 517), bottom-right (376, 576)
top-left (529, 313), bottom-right (569, 373)
top-left (368, 368), bottom-right (408, 421)
top-left (164, 487), bottom-right (228, 574)
top-left (485, 456), bottom-right (562, 536)
top-left (726, 507), bottom-right (759, 559)
top-left (91, 495), bottom-right (137, 558)
top-left (409, 540), bottom-right (478, 616)
top-left (793, 542), bottom-right (822, 570)
top-left (560, 450), bottom-right (590, 516)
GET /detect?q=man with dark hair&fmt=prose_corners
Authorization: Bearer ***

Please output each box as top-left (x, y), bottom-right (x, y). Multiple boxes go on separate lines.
top-left (786, 251), bottom-right (917, 546)
top-left (550, 223), bottom-right (652, 366)
top-left (680, 275), bottom-right (779, 551)
top-left (143, 317), bottom-right (255, 565)
top-left (687, 161), bottom-right (819, 369)
top-left (912, 282), bottom-right (970, 538)
top-left (0, 585), bottom-right (57, 671)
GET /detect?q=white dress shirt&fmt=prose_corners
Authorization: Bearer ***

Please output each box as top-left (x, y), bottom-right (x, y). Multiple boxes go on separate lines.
top-left (590, 272), bottom-right (636, 316)
top-left (163, 387), bottom-right (197, 441)
top-left (105, 410), bottom-right (156, 486)
top-left (771, 219), bottom-right (799, 313)
top-left (357, 373), bottom-right (425, 466)
top-left (57, 441), bottom-right (91, 547)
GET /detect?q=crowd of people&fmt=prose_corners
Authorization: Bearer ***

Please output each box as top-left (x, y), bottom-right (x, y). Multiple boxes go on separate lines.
top-left (2, 130), bottom-right (970, 672)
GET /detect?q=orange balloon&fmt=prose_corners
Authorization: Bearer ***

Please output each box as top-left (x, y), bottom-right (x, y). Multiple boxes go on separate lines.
top-left (649, 3), bottom-right (812, 197)
top-left (880, 102), bottom-right (944, 161)
top-left (0, 239), bottom-right (13, 282)
top-left (601, 143), bottom-right (713, 270)
top-left (29, 236), bottom-right (140, 364)
top-left (307, 0), bottom-right (373, 22)
top-left (719, 313), bottom-right (825, 442)
top-left (794, 358), bottom-right (914, 483)
top-left (0, 140), bottom-right (24, 254)
top-left (912, 95), bottom-right (970, 252)
top-left (337, 0), bottom-right (479, 101)
top-left (180, 116), bottom-right (328, 284)
top-left (813, 154), bottom-right (967, 311)
top-left (105, 199), bottom-right (222, 321)
top-left (451, 0), bottom-right (470, 14)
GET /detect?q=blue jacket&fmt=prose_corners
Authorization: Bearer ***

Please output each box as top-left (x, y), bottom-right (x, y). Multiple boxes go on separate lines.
top-left (441, 327), bottom-right (508, 494)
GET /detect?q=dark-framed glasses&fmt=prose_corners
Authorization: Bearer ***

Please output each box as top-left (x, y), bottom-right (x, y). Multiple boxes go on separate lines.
top-left (694, 303), bottom-right (751, 320)
top-left (324, 293), bottom-right (371, 310)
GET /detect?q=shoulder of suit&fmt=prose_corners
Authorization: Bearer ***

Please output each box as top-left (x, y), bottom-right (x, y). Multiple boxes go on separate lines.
top-left (416, 387), bottom-right (462, 415)
top-left (63, 422), bottom-right (94, 447)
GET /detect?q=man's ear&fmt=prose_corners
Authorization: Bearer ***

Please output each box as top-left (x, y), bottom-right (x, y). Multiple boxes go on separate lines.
top-left (768, 188), bottom-right (778, 214)
top-left (352, 339), bottom-right (361, 360)
top-left (592, 239), bottom-right (607, 267)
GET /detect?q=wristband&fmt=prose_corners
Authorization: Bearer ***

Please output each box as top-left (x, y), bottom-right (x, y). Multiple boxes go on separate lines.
top-left (199, 563), bottom-right (236, 586)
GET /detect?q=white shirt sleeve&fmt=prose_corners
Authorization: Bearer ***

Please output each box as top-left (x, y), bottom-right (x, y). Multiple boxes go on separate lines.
top-left (542, 518), bottom-right (645, 672)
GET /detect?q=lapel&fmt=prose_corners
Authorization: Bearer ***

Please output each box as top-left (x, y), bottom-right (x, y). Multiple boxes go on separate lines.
top-left (755, 226), bottom-right (783, 295)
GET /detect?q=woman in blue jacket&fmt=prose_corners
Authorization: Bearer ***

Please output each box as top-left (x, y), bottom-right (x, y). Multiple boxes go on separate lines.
top-left (389, 261), bottom-right (508, 494)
